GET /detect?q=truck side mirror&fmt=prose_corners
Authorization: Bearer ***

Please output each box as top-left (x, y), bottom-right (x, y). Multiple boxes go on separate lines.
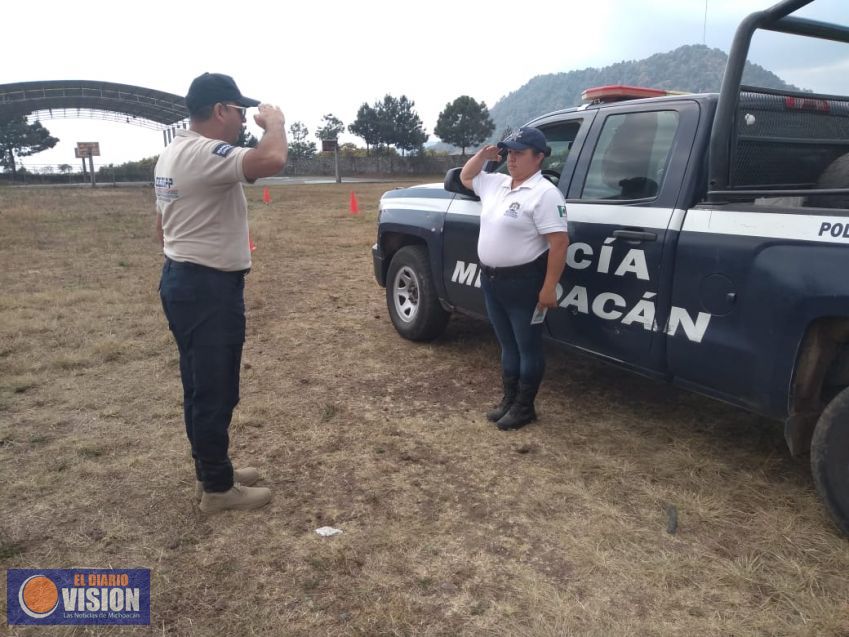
top-left (443, 167), bottom-right (479, 200)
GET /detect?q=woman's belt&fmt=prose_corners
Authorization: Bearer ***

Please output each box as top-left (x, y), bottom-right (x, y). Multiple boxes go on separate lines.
top-left (479, 253), bottom-right (547, 278)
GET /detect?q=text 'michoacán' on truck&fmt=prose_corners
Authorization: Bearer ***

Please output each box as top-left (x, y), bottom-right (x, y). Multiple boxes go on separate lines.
top-left (371, 0), bottom-right (849, 537)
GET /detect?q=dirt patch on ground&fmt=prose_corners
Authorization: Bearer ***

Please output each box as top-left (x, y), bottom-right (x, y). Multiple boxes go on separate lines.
top-left (1, 183), bottom-right (848, 636)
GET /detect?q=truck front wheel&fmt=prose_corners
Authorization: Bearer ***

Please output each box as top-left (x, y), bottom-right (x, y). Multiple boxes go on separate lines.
top-left (385, 245), bottom-right (450, 341)
top-left (811, 385), bottom-right (849, 537)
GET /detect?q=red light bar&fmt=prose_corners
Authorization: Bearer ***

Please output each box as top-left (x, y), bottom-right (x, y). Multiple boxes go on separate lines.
top-left (581, 85), bottom-right (678, 103)
top-left (784, 96), bottom-right (830, 113)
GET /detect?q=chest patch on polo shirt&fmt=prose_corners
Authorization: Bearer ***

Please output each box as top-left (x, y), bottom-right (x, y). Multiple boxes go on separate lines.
top-left (212, 143), bottom-right (235, 157)
top-left (504, 202), bottom-right (521, 218)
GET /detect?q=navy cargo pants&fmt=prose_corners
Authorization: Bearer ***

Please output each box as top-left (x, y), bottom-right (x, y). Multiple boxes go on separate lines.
top-left (159, 257), bottom-right (246, 492)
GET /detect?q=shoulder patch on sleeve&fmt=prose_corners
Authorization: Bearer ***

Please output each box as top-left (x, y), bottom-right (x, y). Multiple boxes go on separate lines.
top-left (212, 143), bottom-right (235, 157)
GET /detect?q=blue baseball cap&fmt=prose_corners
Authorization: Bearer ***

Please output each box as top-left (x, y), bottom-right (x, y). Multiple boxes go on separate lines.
top-left (497, 127), bottom-right (550, 154)
top-left (185, 72), bottom-right (260, 115)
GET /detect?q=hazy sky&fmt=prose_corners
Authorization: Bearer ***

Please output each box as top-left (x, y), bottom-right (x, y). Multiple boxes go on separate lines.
top-left (6, 0), bottom-right (848, 169)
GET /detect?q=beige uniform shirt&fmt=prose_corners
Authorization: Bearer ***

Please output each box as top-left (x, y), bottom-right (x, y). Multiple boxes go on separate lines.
top-left (155, 129), bottom-right (252, 271)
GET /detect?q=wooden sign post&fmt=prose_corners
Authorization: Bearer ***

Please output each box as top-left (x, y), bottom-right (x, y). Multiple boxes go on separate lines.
top-left (322, 139), bottom-right (340, 184)
top-left (75, 142), bottom-right (101, 187)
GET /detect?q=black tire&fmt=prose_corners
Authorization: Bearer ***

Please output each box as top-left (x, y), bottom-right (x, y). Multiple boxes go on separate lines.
top-left (811, 385), bottom-right (849, 537)
top-left (807, 152), bottom-right (849, 209)
top-left (385, 245), bottom-right (450, 341)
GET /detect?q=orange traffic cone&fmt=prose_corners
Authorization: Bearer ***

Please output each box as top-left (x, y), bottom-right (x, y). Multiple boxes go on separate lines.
top-left (262, 186), bottom-right (271, 204)
top-left (349, 191), bottom-right (360, 214)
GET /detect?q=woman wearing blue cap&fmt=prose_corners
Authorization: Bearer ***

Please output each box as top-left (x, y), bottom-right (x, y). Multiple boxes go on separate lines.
top-left (460, 127), bottom-right (569, 430)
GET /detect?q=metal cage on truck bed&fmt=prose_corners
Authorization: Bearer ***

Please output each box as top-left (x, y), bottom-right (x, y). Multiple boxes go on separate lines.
top-left (733, 87), bottom-right (849, 191)
top-left (709, 0), bottom-right (849, 204)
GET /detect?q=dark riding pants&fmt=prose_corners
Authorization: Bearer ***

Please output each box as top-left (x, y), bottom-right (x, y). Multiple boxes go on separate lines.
top-left (159, 257), bottom-right (246, 492)
top-left (480, 258), bottom-right (546, 388)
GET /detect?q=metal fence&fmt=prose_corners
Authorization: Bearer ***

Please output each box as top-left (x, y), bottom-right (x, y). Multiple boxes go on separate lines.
top-left (0, 163), bottom-right (153, 185)
top-left (1, 153), bottom-right (470, 185)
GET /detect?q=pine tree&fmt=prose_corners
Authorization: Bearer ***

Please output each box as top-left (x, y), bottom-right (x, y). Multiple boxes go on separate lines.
top-left (435, 96), bottom-right (495, 156)
top-left (348, 104), bottom-right (381, 155)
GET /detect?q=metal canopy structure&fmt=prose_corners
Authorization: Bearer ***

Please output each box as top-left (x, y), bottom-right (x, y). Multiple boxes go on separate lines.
top-left (0, 80), bottom-right (188, 132)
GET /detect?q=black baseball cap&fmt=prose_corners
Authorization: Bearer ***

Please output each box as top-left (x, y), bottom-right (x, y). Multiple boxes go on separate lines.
top-left (185, 72), bottom-right (260, 115)
top-left (497, 127), bottom-right (550, 155)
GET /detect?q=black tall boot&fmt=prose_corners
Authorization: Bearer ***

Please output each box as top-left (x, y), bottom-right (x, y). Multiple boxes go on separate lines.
top-left (496, 382), bottom-right (538, 431)
top-left (486, 375), bottom-right (519, 422)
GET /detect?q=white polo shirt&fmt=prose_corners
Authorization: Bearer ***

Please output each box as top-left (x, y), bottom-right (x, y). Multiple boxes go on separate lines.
top-left (473, 171), bottom-right (568, 268)
top-left (154, 129), bottom-right (252, 272)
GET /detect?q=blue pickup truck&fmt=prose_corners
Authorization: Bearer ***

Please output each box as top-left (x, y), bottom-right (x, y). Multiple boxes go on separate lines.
top-left (372, 0), bottom-right (849, 536)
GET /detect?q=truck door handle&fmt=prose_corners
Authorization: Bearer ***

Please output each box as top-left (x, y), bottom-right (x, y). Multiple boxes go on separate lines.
top-left (613, 229), bottom-right (657, 242)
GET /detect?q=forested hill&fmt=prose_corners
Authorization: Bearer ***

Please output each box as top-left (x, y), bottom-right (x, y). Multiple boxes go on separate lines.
top-left (488, 44), bottom-right (799, 135)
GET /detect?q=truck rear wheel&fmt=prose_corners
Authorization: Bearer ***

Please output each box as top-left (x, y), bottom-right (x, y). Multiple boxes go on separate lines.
top-left (811, 385), bottom-right (849, 537)
top-left (385, 245), bottom-right (450, 341)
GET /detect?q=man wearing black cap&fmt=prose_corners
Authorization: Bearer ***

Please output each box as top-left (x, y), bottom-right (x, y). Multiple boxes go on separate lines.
top-left (155, 72), bottom-right (287, 512)
top-left (460, 127), bottom-right (569, 431)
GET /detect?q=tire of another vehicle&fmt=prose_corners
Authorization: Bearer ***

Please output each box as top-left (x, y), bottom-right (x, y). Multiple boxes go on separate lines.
top-left (806, 152), bottom-right (849, 209)
top-left (385, 245), bottom-right (450, 341)
top-left (811, 385), bottom-right (849, 537)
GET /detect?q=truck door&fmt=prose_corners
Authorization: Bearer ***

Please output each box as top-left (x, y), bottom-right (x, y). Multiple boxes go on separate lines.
top-left (545, 101), bottom-right (701, 372)
top-left (441, 116), bottom-right (592, 318)
top-left (441, 191), bottom-right (487, 317)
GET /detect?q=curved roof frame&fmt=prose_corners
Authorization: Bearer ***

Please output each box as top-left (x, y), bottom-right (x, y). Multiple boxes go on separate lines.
top-left (0, 80), bottom-right (189, 130)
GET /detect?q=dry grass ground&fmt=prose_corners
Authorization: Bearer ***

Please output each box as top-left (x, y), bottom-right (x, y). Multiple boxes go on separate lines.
top-left (1, 182), bottom-right (848, 636)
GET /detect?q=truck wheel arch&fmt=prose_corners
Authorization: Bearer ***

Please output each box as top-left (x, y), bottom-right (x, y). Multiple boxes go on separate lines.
top-left (380, 232), bottom-right (427, 283)
top-left (786, 318), bottom-right (849, 456)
